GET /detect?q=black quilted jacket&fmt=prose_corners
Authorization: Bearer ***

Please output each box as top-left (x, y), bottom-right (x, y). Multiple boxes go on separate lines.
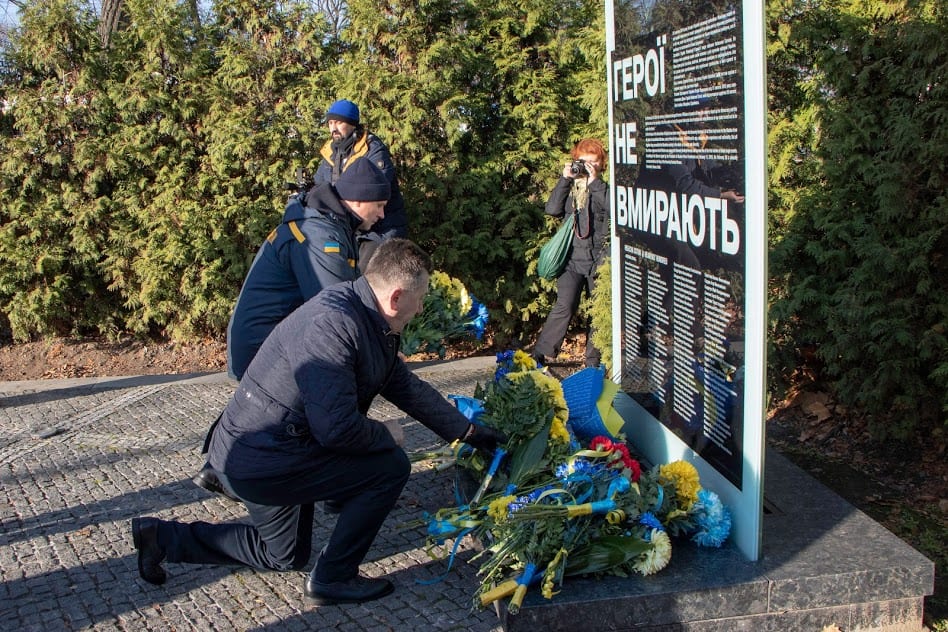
top-left (210, 277), bottom-right (470, 479)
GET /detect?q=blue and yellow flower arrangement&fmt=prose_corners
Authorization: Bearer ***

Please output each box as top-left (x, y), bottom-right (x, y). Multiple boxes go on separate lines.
top-left (400, 270), bottom-right (488, 358)
top-left (413, 350), bottom-right (732, 614)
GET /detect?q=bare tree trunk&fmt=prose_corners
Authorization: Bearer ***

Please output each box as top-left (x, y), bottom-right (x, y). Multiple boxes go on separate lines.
top-left (98, 0), bottom-right (123, 48)
top-left (185, 0), bottom-right (200, 29)
top-left (315, 0), bottom-right (348, 39)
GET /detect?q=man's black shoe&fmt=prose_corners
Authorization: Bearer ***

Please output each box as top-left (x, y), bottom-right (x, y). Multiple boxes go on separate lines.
top-left (304, 574), bottom-right (394, 605)
top-left (531, 352), bottom-right (555, 366)
top-left (131, 517), bottom-right (167, 585)
top-left (192, 464), bottom-right (240, 502)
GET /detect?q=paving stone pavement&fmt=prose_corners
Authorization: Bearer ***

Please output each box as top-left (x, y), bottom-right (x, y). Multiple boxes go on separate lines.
top-left (0, 358), bottom-right (505, 632)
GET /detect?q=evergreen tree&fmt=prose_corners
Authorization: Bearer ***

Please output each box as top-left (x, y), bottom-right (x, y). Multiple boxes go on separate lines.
top-left (99, 0), bottom-right (212, 337)
top-left (334, 0), bottom-right (607, 341)
top-left (769, 0), bottom-right (948, 437)
top-left (0, 0), bottom-right (114, 339)
top-left (93, 0), bottom-right (331, 338)
top-left (766, 0), bottom-right (826, 384)
top-left (193, 0), bottom-right (332, 336)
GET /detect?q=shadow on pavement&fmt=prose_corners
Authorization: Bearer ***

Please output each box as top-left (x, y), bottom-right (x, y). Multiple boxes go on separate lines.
top-left (0, 372), bottom-right (232, 408)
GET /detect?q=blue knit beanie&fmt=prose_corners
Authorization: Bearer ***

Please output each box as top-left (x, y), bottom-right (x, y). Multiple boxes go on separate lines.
top-left (334, 159), bottom-right (391, 202)
top-left (324, 99), bottom-right (360, 126)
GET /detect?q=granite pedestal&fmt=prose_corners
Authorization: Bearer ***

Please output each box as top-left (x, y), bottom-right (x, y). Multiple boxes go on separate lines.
top-left (498, 447), bottom-right (934, 631)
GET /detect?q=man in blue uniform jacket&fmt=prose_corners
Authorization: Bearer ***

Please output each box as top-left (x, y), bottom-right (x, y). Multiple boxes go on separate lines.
top-left (132, 239), bottom-right (506, 605)
top-left (193, 158), bottom-right (392, 502)
top-left (226, 158), bottom-right (391, 380)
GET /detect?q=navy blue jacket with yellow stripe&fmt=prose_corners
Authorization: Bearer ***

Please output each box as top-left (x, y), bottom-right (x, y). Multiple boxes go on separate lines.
top-left (226, 183), bottom-right (361, 380)
top-left (315, 128), bottom-right (408, 242)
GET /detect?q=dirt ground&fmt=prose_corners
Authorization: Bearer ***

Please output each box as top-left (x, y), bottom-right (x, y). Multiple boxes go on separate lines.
top-left (0, 335), bottom-right (229, 381)
top-left (0, 333), bottom-right (944, 626)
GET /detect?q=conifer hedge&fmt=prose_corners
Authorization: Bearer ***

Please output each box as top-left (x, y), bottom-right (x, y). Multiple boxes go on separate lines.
top-left (767, 0), bottom-right (947, 437)
top-left (0, 0), bottom-right (606, 344)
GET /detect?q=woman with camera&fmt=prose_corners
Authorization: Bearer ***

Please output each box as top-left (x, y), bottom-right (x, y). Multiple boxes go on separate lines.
top-left (532, 138), bottom-right (610, 369)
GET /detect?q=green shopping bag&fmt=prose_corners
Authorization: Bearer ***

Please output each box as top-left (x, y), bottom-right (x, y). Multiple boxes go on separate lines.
top-left (537, 213), bottom-right (575, 280)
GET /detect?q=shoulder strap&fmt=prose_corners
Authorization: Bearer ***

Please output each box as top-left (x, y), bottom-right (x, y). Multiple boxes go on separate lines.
top-left (571, 180), bottom-right (591, 239)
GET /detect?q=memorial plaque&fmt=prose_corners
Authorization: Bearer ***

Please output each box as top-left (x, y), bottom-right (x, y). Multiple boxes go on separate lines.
top-left (606, 0), bottom-right (767, 560)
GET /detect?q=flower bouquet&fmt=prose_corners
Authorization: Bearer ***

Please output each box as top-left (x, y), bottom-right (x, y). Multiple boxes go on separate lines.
top-left (417, 350), bottom-right (732, 614)
top-left (400, 270), bottom-right (489, 358)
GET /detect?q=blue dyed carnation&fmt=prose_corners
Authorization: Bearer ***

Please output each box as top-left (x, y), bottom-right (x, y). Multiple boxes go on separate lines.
top-left (639, 511), bottom-right (664, 531)
top-left (493, 349), bottom-right (515, 381)
top-left (555, 458), bottom-right (606, 480)
top-left (495, 350), bottom-right (514, 363)
top-left (465, 299), bottom-right (489, 340)
top-left (690, 489), bottom-right (732, 547)
top-left (508, 485), bottom-right (555, 513)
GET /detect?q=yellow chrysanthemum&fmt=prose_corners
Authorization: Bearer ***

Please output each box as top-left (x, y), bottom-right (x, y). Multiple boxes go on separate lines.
top-left (659, 460), bottom-right (701, 510)
top-left (552, 396), bottom-right (569, 425)
top-left (512, 349), bottom-right (537, 371)
top-left (549, 417), bottom-right (571, 444)
top-left (487, 495), bottom-right (515, 523)
top-left (529, 370), bottom-right (569, 422)
top-left (634, 529), bottom-right (671, 575)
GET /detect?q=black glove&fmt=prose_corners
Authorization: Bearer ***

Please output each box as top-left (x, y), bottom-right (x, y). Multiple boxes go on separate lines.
top-left (461, 423), bottom-right (508, 452)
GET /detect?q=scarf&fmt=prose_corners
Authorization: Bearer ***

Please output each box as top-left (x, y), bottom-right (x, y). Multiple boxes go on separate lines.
top-left (571, 178), bottom-right (591, 239)
top-left (329, 129), bottom-right (361, 183)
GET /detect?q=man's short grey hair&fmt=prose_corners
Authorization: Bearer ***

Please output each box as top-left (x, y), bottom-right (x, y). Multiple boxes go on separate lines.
top-left (364, 238), bottom-right (432, 293)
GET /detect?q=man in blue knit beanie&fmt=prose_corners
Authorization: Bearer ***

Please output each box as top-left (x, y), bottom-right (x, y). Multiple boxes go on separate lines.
top-left (315, 99), bottom-right (408, 271)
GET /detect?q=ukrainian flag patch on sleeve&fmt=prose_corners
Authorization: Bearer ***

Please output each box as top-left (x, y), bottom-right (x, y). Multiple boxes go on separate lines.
top-left (323, 241), bottom-right (341, 253)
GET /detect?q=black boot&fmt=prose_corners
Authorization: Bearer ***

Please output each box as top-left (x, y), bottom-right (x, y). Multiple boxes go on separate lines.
top-left (304, 574), bottom-right (394, 605)
top-left (192, 463), bottom-right (240, 502)
top-left (131, 517), bottom-right (167, 585)
top-left (530, 349), bottom-right (557, 366)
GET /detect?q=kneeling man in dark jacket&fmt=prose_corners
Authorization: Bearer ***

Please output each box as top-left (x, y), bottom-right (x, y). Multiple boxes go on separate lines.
top-left (131, 239), bottom-right (505, 605)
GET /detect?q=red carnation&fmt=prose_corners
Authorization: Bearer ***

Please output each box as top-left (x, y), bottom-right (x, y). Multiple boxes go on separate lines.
top-left (590, 436), bottom-right (614, 451)
top-left (628, 458), bottom-right (642, 482)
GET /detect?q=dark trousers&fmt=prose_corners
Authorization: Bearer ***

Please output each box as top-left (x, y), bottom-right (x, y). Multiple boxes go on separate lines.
top-left (534, 261), bottom-right (601, 367)
top-left (157, 449), bottom-right (411, 583)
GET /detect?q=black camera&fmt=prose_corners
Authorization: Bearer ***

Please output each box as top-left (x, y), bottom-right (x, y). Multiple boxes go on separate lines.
top-left (284, 167), bottom-right (312, 194)
top-left (569, 159), bottom-right (586, 177)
